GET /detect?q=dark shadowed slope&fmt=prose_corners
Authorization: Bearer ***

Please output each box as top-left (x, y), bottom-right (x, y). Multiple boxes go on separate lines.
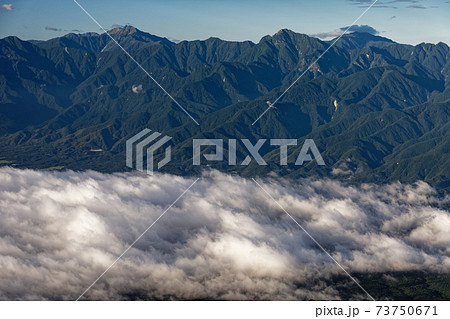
top-left (0, 27), bottom-right (449, 191)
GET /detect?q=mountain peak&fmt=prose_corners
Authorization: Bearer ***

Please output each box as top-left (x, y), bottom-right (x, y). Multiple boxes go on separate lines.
top-left (270, 29), bottom-right (314, 43)
top-left (108, 25), bottom-right (138, 35)
top-left (104, 25), bottom-right (174, 48)
top-left (275, 28), bottom-right (293, 35)
top-left (273, 28), bottom-right (302, 38)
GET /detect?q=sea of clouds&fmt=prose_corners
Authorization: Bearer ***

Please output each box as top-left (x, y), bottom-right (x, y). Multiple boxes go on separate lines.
top-left (0, 167), bottom-right (449, 300)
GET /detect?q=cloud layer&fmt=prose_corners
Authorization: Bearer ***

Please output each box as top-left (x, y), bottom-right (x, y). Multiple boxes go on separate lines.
top-left (0, 168), bottom-right (448, 300)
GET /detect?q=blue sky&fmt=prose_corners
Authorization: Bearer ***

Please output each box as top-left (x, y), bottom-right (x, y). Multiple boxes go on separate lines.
top-left (0, 0), bottom-right (449, 44)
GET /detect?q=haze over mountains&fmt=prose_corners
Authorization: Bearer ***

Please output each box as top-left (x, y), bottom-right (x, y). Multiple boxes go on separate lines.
top-left (0, 26), bottom-right (449, 191)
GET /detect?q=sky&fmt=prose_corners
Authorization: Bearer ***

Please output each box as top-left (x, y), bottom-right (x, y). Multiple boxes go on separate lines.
top-left (0, 0), bottom-right (449, 45)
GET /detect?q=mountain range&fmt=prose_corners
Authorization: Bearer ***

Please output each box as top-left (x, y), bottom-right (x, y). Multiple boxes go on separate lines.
top-left (0, 26), bottom-right (449, 192)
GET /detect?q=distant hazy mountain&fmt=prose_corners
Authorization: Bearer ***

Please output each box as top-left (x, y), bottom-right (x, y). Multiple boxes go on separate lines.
top-left (0, 27), bottom-right (449, 191)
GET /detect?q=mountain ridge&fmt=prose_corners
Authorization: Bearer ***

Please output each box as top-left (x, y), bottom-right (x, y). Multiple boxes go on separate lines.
top-left (0, 27), bottom-right (449, 192)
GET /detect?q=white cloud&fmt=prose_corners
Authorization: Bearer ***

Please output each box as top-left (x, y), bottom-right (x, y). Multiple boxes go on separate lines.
top-left (331, 161), bottom-right (353, 176)
top-left (0, 167), bottom-right (448, 300)
top-left (0, 4), bottom-right (12, 11)
top-left (132, 84), bottom-right (143, 94)
top-left (312, 24), bottom-right (380, 39)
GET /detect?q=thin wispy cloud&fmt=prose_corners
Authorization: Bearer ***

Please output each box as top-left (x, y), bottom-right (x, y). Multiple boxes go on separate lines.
top-left (45, 26), bottom-right (62, 32)
top-left (407, 5), bottom-right (427, 9)
top-left (348, 0), bottom-right (398, 9)
top-left (45, 26), bottom-right (83, 33)
top-left (0, 168), bottom-right (448, 300)
top-left (348, 0), bottom-right (437, 9)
